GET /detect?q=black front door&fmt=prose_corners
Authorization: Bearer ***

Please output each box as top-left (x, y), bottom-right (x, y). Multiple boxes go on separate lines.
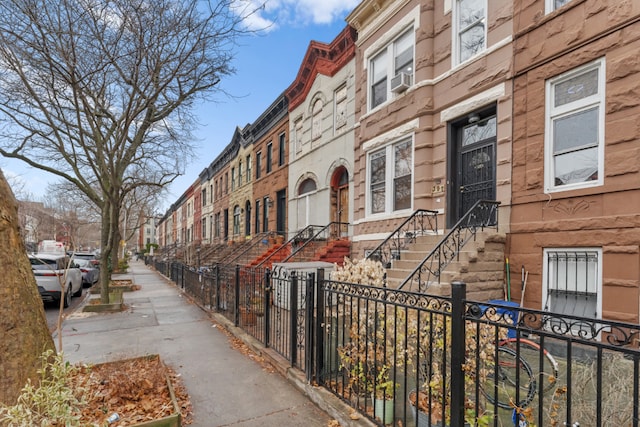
top-left (450, 114), bottom-right (497, 225)
top-left (276, 189), bottom-right (286, 235)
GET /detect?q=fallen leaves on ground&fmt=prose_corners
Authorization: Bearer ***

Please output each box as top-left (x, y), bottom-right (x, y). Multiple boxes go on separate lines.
top-left (69, 355), bottom-right (192, 426)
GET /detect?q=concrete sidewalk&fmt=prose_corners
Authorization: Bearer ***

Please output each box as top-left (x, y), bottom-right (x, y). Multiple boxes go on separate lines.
top-left (55, 260), bottom-right (341, 427)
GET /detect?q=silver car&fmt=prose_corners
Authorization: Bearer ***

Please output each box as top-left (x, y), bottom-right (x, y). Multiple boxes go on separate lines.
top-left (29, 253), bottom-right (83, 307)
top-left (76, 258), bottom-right (100, 287)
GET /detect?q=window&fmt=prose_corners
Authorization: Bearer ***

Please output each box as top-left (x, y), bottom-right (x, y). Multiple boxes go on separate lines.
top-left (202, 218), bottom-right (206, 239)
top-left (278, 133), bottom-right (286, 166)
top-left (368, 138), bottom-right (413, 215)
top-left (238, 161), bottom-right (243, 186)
top-left (256, 151), bottom-right (262, 179)
top-left (255, 200), bottom-right (260, 234)
top-left (233, 205), bottom-right (240, 235)
top-left (266, 143), bottom-right (273, 173)
top-left (543, 249), bottom-right (601, 334)
top-left (545, 59), bottom-right (604, 192)
top-left (214, 213), bottom-right (220, 238)
top-left (201, 189), bottom-right (206, 206)
top-left (246, 155), bottom-right (252, 182)
top-left (454, 0), bottom-right (486, 64)
top-left (335, 85), bottom-right (347, 130)
top-left (232, 169), bottom-right (237, 190)
top-left (294, 119), bottom-right (303, 154)
top-left (369, 29), bottom-right (414, 110)
top-left (225, 172), bottom-right (228, 194)
top-left (298, 178), bottom-right (317, 195)
top-left (312, 99), bottom-right (323, 140)
top-left (263, 196), bottom-right (269, 232)
top-left (546, 0), bottom-right (572, 13)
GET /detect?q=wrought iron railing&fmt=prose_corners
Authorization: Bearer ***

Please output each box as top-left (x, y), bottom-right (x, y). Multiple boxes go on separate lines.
top-left (399, 199), bottom-right (500, 292)
top-left (226, 232), bottom-right (277, 266)
top-left (365, 209), bottom-right (439, 268)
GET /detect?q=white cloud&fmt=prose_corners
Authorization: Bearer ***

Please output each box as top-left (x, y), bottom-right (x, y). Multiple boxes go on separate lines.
top-left (234, 0), bottom-right (360, 31)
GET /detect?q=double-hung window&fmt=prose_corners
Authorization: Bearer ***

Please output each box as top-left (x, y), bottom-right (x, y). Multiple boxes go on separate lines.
top-left (266, 143), bottom-right (273, 173)
top-left (368, 138), bottom-right (413, 215)
top-left (246, 155), bottom-right (252, 182)
top-left (545, 59), bottom-right (604, 192)
top-left (256, 151), bottom-right (262, 179)
top-left (543, 248), bottom-right (601, 335)
top-left (369, 29), bottom-right (414, 110)
top-left (454, 0), bottom-right (486, 64)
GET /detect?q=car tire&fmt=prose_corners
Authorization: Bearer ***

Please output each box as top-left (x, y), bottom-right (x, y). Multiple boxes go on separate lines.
top-left (63, 285), bottom-right (72, 308)
top-left (73, 284), bottom-right (83, 297)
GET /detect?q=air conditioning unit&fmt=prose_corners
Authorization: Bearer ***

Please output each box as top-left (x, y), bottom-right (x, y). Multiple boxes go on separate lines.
top-left (390, 72), bottom-right (412, 93)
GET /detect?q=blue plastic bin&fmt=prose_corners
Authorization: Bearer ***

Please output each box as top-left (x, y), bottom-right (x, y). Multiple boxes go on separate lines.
top-left (485, 299), bottom-right (520, 339)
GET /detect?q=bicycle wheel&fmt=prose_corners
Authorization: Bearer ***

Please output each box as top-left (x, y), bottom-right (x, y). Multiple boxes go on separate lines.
top-left (480, 346), bottom-right (537, 409)
top-left (500, 338), bottom-right (560, 394)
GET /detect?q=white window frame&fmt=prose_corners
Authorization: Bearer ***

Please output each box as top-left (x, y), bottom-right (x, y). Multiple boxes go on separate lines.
top-left (298, 178), bottom-right (318, 228)
top-left (334, 84), bottom-right (348, 132)
top-left (542, 248), bottom-right (603, 335)
top-left (544, 58), bottom-right (605, 193)
top-left (365, 136), bottom-right (414, 217)
top-left (311, 99), bottom-right (323, 141)
top-left (452, 0), bottom-right (487, 66)
top-left (367, 27), bottom-right (415, 112)
top-left (545, 0), bottom-right (572, 14)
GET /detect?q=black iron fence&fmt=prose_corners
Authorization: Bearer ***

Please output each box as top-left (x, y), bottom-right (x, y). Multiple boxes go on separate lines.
top-left (148, 258), bottom-right (640, 427)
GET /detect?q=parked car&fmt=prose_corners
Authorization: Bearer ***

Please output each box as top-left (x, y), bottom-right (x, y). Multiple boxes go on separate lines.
top-left (69, 251), bottom-right (101, 268)
top-left (29, 253), bottom-right (83, 307)
top-left (76, 258), bottom-right (100, 287)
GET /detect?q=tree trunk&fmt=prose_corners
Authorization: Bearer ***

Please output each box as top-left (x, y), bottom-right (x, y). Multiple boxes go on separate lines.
top-left (0, 170), bottom-right (55, 405)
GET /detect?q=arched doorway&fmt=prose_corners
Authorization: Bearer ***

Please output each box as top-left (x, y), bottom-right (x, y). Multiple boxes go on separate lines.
top-left (330, 166), bottom-right (349, 237)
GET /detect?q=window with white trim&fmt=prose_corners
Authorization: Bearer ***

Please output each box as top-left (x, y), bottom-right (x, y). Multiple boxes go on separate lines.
top-left (543, 249), bottom-right (601, 331)
top-left (233, 205), bottom-right (240, 235)
top-left (246, 155), bottom-right (252, 182)
top-left (368, 138), bottom-right (413, 215)
top-left (546, 0), bottom-right (572, 13)
top-left (454, 0), bottom-right (486, 64)
top-left (312, 99), bottom-right (323, 141)
top-left (545, 59), bottom-right (604, 192)
top-left (294, 119), bottom-right (303, 155)
top-left (335, 85), bottom-right (347, 131)
top-left (369, 29), bottom-right (414, 110)
top-left (231, 167), bottom-right (235, 191)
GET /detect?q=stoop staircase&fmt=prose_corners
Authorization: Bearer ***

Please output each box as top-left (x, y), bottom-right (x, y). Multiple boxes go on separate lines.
top-left (367, 200), bottom-right (505, 301)
top-left (384, 231), bottom-right (505, 301)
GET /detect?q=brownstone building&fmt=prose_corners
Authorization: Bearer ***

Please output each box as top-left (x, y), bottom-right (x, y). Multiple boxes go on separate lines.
top-left (508, 0), bottom-right (640, 322)
top-left (250, 94), bottom-right (289, 237)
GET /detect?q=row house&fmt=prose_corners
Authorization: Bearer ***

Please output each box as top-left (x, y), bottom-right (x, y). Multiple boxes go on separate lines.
top-left (346, 0), bottom-right (514, 299)
top-left (249, 94), bottom-right (289, 238)
top-left (208, 130), bottom-right (240, 244)
top-left (509, 0), bottom-right (640, 322)
top-left (228, 126), bottom-right (255, 240)
top-left (199, 167), bottom-right (215, 246)
top-left (285, 26), bottom-right (357, 239)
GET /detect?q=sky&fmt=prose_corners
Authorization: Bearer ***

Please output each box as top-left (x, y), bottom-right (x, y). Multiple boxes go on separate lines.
top-left (0, 0), bottom-right (360, 211)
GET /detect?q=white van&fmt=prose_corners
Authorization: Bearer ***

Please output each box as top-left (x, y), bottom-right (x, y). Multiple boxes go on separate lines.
top-left (37, 240), bottom-right (66, 255)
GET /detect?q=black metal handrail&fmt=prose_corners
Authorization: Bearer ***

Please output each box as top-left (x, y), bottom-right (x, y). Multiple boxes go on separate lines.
top-left (365, 209), bottom-right (439, 268)
top-left (281, 221), bottom-right (350, 263)
top-left (225, 231), bottom-right (278, 265)
top-left (398, 199), bottom-right (500, 292)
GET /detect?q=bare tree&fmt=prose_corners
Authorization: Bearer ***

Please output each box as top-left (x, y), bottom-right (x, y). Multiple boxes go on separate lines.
top-left (0, 170), bottom-right (55, 405)
top-left (0, 0), bottom-right (257, 302)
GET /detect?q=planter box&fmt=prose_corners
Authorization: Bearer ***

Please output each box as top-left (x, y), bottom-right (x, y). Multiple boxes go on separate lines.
top-left (90, 279), bottom-right (137, 294)
top-left (83, 290), bottom-right (125, 312)
top-left (82, 355), bottom-right (182, 427)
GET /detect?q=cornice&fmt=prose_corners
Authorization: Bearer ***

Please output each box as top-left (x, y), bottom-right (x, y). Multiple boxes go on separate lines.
top-left (284, 25), bottom-right (357, 111)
